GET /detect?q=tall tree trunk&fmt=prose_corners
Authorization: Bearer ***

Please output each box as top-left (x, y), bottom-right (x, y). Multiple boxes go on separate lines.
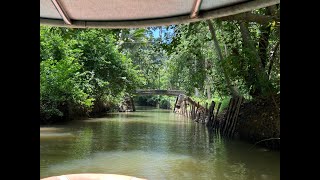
top-left (239, 21), bottom-right (263, 69)
top-left (224, 44), bottom-right (228, 57)
top-left (239, 21), bottom-right (273, 96)
top-left (268, 41), bottom-right (280, 79)
top-left (258, 6), bottom-right (277, 69)
top-left (207, 86), bottom-right (211, 99)
top-left (206, 20), bottom-right (239, 97)
top-left (205, 58), bottom-right (211, 99)
top-left (266, 5), bottom-right (280, 79)
top-left (258, 24), bottom-right (271, 68)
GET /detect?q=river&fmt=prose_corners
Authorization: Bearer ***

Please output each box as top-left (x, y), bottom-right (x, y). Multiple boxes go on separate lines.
top-left (40, 107), bottom-right (280, 180)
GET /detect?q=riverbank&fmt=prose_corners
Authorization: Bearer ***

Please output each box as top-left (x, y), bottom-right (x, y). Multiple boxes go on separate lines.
top-left (174, 94), bottom-right (280, 151)
top-left (214, 94), bottom-right (280, 150)
top-left (236, 94), bottom-right (280, 150)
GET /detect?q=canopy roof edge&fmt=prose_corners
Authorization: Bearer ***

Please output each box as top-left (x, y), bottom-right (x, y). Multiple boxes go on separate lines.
top-left (40, 0), bottom-right (279, 29)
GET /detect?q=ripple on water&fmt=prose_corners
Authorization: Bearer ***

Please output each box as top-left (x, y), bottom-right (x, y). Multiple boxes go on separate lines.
top-left (40, 132), bottom-right (74, 138)
top-left (44, 150), bottom-right (194, 179)
top-left (40, 127), bottom-right (65, 132)
top-left (40, 127), bottom-right (75, 140)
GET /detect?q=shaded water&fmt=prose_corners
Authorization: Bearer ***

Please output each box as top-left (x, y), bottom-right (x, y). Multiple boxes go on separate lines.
top-left (40, 107), bottom-right (280, 179)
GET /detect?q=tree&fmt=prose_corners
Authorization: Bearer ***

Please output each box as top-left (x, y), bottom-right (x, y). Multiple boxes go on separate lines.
top-left (40, 26), bottom-right (143, 123)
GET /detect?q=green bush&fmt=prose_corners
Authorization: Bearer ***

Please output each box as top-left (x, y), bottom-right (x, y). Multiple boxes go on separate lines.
top-left (40, 26), bottom-right (143, 123)
top-left (159, 98), bottom-right (171, 109)
top-left (134, 95), bottom-right (173, 109)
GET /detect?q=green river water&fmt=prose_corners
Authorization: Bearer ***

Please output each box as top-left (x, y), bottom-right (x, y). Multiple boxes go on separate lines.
top-left (40, 107), bottom-right (280, 180)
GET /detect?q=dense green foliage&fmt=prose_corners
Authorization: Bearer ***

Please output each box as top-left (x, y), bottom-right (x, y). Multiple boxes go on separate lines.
top-left (40, 27), bottom-right (143, 123)
top-left (161, 6), bottom-right (280, 106)
top-left (134, 95), bottom-right (174, 109)
top-left (40, 5), bottom-right (280, 122)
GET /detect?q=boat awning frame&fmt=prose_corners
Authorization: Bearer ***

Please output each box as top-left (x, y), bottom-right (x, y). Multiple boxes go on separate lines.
top-left (41, 0), bottom-right (280, 29)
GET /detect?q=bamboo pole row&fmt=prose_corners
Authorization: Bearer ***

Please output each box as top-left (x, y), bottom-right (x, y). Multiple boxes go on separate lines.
top-left (174, 96), bottom-right (220, 127)
top-left (220, 96), bottom-right (243, 138)
top-left (173, 94), bottom-right (244, 138)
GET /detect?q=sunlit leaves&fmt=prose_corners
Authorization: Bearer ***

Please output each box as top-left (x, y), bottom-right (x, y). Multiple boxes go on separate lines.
top-left (40, 26), bottom-right (144, 121)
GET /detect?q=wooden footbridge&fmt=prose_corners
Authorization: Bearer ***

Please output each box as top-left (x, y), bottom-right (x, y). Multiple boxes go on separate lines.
top-left (134, 89), bottom-right (185, 96)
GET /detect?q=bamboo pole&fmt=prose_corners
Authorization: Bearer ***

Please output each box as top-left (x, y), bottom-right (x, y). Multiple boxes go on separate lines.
top-left (206, 101), bottom-right (216, 127)
top-left (229, 96), bottom-right (243, 137)
top-left (212, 102), bottom-right (222, 129)
top-left (221, 98), bottom-right (233, 134)
top-left (173, 96), bottom-right (179, 112)
top-left (225, 97), bottom-right (237, 136)
top-left (191, 104), bottom-right (194, 119)
top-left (185, 100), bottom-right (188, 117)
top-left (192, 104), bottom-right (196, 120)
top-left (225, 97), bottom-right (239, 136)
top-left (205, 102), bottom-right (208, 114)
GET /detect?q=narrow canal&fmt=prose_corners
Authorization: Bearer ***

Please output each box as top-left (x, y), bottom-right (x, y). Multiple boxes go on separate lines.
top-left (40, 107), bottom-right (280, 180)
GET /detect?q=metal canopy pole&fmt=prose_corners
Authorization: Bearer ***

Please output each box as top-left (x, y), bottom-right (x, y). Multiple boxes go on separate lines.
top-left (190, 0), bottom-right (203, 19)
top-left (51, 0), bottom-right (72, 25)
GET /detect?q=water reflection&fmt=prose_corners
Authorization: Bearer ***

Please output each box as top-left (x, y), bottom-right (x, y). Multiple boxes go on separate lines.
top-left (40, 107), bottom-right (279, 179)
top-left (70, 127), bottom-right (93, 159)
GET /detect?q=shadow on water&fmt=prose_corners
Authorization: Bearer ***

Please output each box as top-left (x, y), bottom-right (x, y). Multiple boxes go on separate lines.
top-left (206, 127), bottom-right (280, 179)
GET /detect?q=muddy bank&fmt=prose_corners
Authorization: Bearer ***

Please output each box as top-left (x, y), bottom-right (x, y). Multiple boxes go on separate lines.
top-left (219, 94), bottom-right (280, 150)
top-left (176, 94), bottom-right (281, 150)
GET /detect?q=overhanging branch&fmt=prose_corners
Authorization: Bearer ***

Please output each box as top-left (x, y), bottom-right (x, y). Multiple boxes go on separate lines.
top-left (219, 12), bottom-right (279, 24)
